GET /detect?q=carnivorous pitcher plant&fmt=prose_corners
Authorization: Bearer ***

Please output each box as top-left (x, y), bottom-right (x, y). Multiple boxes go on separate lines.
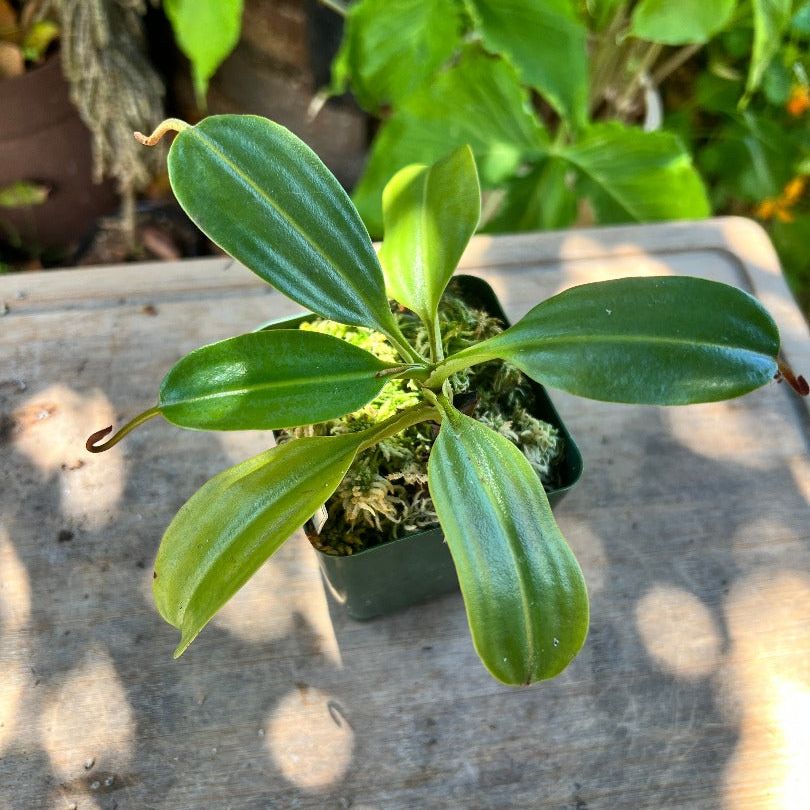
top-left (87, 115), bottom-right (806, 685)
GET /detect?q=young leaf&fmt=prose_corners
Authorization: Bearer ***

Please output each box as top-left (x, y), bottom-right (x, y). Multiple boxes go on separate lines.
top-left (165, 115), bottom-right (400, 338)
top-left (560, 123), bottom-right (710, 222)
top-left (330, 0), bottom-right (462, 113)
top-left (428, 405), bottom-right (589, 685)
top-left (158, 330), bottom-right (395, 431)
top-left (747, 0), bottom-right (792, 96)
top-left (379, 146), bottom-right (480, 328)
top-left (153, 433), bottom-right (366, 656)
top-left (163, 0), bottom-right (243, 106)
top-left (631, 0), bottom-right (736, 45)
top-left (464, 0), bottom-right (589, 129)
top-left (433, 277), bottom-right (780, 404)
top-left (351, 46), bottom-right (548, 236)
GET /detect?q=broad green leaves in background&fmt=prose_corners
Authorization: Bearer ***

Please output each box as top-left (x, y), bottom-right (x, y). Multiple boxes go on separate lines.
top-left (428, 405), bottom-right (588, 685)
top-left (631, 0), bottom-right (737, 44)
top-left (164, 0), bottom-right (243, 105)
top-left (158, 330), bottom-right (394, 431)
top-left (747, 0), bottom-right (793, 95)
top-left (464, 0), bottom-right (589, 129)
top-left (436, 277), bottom-right (780, 404)
top-left (167, 116), bottom-right (400, 337)
top-left (559, 123), bottom-right (710, 222)
top-left (380, 146), bottom-right (480, 328)
top-left (330, 0), bottom-right (461, 113)
top-left (484, 157), bottom-right (577, 233)
top-left (351, 47), bottom-right (547, 235)
top-left (154, 433), bottom-right (366, 656)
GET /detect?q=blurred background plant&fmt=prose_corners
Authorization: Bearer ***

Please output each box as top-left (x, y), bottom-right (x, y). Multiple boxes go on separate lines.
top-left (1, 0), bottom-right (807, 316)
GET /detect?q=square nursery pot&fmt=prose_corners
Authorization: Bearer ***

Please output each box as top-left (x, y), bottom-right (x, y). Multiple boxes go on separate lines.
top-left (265, 275), bottom-right (583, 620)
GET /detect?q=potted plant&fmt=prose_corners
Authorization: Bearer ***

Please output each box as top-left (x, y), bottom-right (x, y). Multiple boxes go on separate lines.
top-left (88, 114), bottom-right (805, 686)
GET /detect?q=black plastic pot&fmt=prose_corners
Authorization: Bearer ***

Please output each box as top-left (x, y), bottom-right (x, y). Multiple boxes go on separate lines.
top-left (265, 275), bottom-right (583, 619)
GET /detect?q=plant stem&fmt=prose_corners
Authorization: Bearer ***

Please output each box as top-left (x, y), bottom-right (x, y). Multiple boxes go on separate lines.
top-left (615, 42), bottom-right (662, 116)
top-left (427, 312), bottom-right (444, 364)
top-left (651, 43), bottom-right (702, 86)
top-left (318, 0), bottom-right (348, 17)
top-left (356, 404), bottom-right (439, 453)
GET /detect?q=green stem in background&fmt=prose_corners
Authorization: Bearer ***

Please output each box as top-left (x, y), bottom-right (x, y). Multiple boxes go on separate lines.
top-left (588, 2), bottom-right (630, 114)
top-left (651, 43), bottom-right (702, 86)
top-left (427, 312), bottom-right (445, 364)
top-left (86, 406), bottom-right (161, 453)
top-left (356, 403), bottom-right (439, 453)
top-left (615, 42), bottom-right (663, 116)
top-left (318, 0), bottom-right (348, 17)
top-left (386, 324), bottom-right (428, 365)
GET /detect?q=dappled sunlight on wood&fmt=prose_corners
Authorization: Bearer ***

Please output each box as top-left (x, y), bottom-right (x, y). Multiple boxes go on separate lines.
top-left (39, 648), bottom-right (134, 782)
top-left (11, 385), bottom-right (124, 530)
top-left (635, 584), bottom-right (721, 679)
top-left (721, 572), bottom-right (810, 810)
top-left (0, 528), bottom-right (31, 754)
top-left (266, 686), bottom-right (354, 792)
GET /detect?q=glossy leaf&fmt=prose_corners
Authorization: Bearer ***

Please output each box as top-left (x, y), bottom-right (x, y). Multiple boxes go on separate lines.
top-left (464, 0), bottom-right (589, 129)
top-left (379, 146), bottom-right (480, 326)
top-left (158, 330), bottom-right (394, 431)
top-left (428, 405), bottom-right (588, 684)
top-left (560, 123), bottom-right (710, 223)
top-left (747, 0), bottom-right (792, 95)
top-left (434, 277), bottom-right (780, 404)
top-left (330, 0), bottom-right (462, 113)
top-left (484, 157), bottom-right (577, 233)
top-left (351, 46), bottom-right (548, 236)
top-left (631, 0), bottom-right (736, 44)
top-left (166, 115), bottom-right (399, 336)
top-left (164, 0), bottom-right (243, 105)
top-left (154, 433), bottom-right (365, 656)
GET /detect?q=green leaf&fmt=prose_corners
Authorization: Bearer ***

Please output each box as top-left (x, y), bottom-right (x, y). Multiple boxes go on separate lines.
top-left (434, 277), bottom-right (780, 404)
top-left (560, 123), bottom-right (710, 223)
top-left (330, 0), bottom-right (462, 112)
top-left (379, 146), bottom-right (480, 327)
top-left (158, 329), bottom-right (394, 431)
top-left (164, 0), bottom-right (243, 105)
top-left (631, 0), bottom-right (736, 44)
top-left (351, 46), bottom-right (548, 236)
top-left (484, 157), bottom-right (577, 233)
top-left (154, 432), bottom-right (366, 656)
top-left (464, 0), bottom-right (589, 128)
top-left (793, 1), bottom-right (810, 35)
top-left (0, 180), bottom-right (49, 208)
top-left (167, 115), bottom-right (400, 337)
top-left (21, 19), bottom-right (60, 61)
top-left (428, 405), bottom-right (588, 685)
top-left (747, 0), bottom-right (792, 95)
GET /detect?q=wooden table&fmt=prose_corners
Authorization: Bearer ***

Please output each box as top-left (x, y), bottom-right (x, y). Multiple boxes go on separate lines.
top-left (1, 218), bottom-right (808, 810)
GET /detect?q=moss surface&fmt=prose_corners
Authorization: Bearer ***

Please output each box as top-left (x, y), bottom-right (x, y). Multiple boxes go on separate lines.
top-left (277, 283), bottom-right (563, 555)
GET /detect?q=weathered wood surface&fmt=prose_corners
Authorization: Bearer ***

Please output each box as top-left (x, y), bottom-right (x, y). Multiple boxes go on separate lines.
top-left (1, 218), bottom-right (808, 810)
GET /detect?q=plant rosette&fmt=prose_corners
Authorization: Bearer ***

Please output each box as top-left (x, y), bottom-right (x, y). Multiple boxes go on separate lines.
top-left (88, 114), bottom-right (805, 686)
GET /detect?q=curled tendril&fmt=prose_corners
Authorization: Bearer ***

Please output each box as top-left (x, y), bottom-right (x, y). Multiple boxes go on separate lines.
top-left (86, 407), bottom-right (161, 453)
top-left (775, 357), bottom-right (809, 397)
top-left (133, 118), bottom-right (190, 147)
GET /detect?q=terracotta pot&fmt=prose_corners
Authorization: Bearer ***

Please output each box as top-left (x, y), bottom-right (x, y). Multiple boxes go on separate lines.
top-left (0, 54), bottom-right (117, 253)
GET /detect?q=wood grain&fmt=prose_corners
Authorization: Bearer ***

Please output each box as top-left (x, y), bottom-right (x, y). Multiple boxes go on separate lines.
top-left (1, 220), bottom-right (808, 809)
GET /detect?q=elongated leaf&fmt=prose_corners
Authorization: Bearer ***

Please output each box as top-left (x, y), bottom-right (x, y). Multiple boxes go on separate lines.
top-left (380, 146), bottom-right (480, 325)
top-left (464, 0), bottom-right (589, 129)
top-left (631, 0), bottom-right (736, 44)
top-left (352, 46), bottom-right (548, 236)
top-left (436, 277), bottom-right (780, 404)
top-left (158, 330), bottom-right (394, 431)
top-left (164, 0), bottom-right (243, 105)
top-left (167, 115), bottom-right (399, 336)
top-left (331, 0), bottom-right (462, 112)
top-left (428, 405), bottom-right (588, 684)
top-left (560, 123), bottom-right (710, 222)
top-left (747, 0), bottom-right (792, 95)
top-left (154, 432), bottom-right (366, 656)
